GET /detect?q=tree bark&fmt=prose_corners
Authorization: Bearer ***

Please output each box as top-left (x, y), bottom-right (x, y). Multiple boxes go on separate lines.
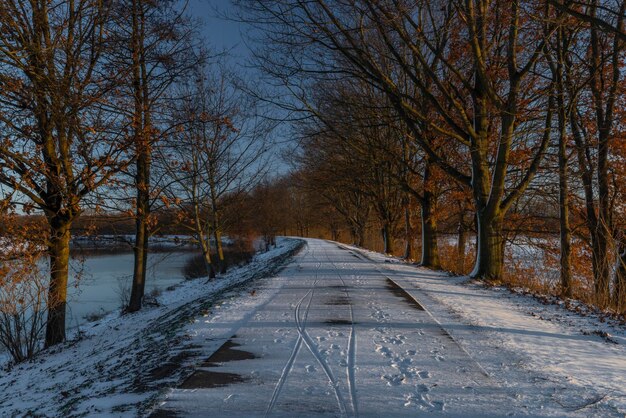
top-left (202, 243), bottom-right (216, 280)
top-left (382, 223), bottom-right (393, 254)
top-left (552, 24), bottom-right (573, 297)
top-left (587, 1), bottom-right (623, 306)
top-left (356, 226), bottom-right (365, 247)
top-left (420, 195), bottom-right (440, 269)
top-left (128, 0), bottom-right (152, 312)
top-left (558, 128), bottom-right (572, 297)
top-left (129, 152), bottom-right (150, 312)
top-left (403, 204), bottom-right (413, 260)
top-left (45, 216), bottom-right (72, 347)
top-left (472, 209), bottom-right (505, 281)
top-left (557, 48), bottom-right (572, 297)
top-left (192, 195), bottom-right (216, 280)
top-left (614, 241), bottom-right (626, 314)
top-left (213, 229), bottom-right (226, 274)
top-left (456, 213), bottom-right (467, 273)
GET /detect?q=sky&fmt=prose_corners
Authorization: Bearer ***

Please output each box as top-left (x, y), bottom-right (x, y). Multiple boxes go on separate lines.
top-left (185, 1), bottom-right (249, 61)
top-left (183, 1), bottom-right (294, 176)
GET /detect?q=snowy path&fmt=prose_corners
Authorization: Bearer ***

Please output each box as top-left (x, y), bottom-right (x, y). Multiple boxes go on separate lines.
top-left (150, 239), bottom-right (626, 417)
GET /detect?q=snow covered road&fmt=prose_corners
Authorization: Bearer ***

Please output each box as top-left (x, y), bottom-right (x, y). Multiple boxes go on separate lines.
top-left (150, 239), bottom-right (626, 417)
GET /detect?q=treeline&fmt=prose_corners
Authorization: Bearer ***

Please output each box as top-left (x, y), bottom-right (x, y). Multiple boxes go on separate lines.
top-left (0, 0), bottom-right (273, 356)
top-left (235, 0), bottom-right (626, 314)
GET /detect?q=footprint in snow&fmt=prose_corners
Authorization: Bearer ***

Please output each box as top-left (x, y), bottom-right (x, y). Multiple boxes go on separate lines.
top-left (305, 365), bottom-right (316, 373)
top-left (416, 383), bottom-right (430, 393)
top-left (417, 370), bottom-right (430, 379)
top-left (382, 335), bottom-right (406, 345)
top-left (405, 349), bottom-right (417, 356)
top-left (330, 343), bottom-right (340, 350)
top-left (382, 374), bottom-right (404, 386)
top-left (375, 345), bottom-right (392, 358)
top-left (404, 392), bottom-right (433, 409)
top-left (391, 358), bottom-right (412, 370)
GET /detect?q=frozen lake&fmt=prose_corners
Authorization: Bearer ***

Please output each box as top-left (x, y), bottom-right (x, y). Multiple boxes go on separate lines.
top-left (65, 250), bottom-right (198, 329)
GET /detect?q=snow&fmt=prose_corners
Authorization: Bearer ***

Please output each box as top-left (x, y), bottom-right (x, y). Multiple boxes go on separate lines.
top-left (0, 238), bottom-right (302, 417)
top-left (2, 237), bottom-right (626, 417)
top-left (343, 241), bottom-right (626, 416)
top-left (151, 239), bottom-right (626, 417)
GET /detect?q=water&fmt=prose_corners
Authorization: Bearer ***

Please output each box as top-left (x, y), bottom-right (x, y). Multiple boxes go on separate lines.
top-left (65, 251), bottom-right (198, 329)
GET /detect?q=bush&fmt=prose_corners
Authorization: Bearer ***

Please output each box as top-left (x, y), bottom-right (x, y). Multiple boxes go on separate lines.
top-left (0, 260), bottom-right (47, 363)
top-left (0, 210), bottom-right (48, 363)
top-left (183, 254), bottom-right (210, 280)
top-left (182, 237), bottom-right (256, 280)
top-left (116, 277), bottom-right (130, 311)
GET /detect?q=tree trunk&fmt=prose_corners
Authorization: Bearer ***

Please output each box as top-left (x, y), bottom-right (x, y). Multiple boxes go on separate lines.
top-left (202, 245), bottom-right (216, 280)
top-left (382, 223), bottom-right (392, 254)
top-left (587, 3), bottom-right (622, 307)
top-left (593, 233), bottom-right (611, 305)
top-left (352, 222), bottom-right (365, 247)
top-left (128, 0), bottom-right (153, 312)
top-left (356, 226), bottom-right (365, 247)
top-left (471, 209), bottom-right (505, 281)
top-left (403, 204), bottom-right (413, 260)
top-left (330, 226), bottom-right (339, 241)
top-left (420, 194), bottom-right (440, 269)
top-left (456, 214), bottom-right (467, 273)
top-left (614, 241), bottom-right (626, 314)
top-left (128, 154), bottom-right (150, 312)
top-left (556, 49), bottom-right (572, 297)
top-left (45, 216), bottom-right (72, 347)
top-left (214, 229), bottom-right (226, 274)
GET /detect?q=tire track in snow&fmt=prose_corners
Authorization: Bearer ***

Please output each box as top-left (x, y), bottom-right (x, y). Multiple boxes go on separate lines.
top-left (266, 244), bottom-right (349, 417)
top-left (323, 247), bottom-right (359, 417)
top-left (265, 244), bottom-right (319, 416)
top-left (293, 247), bottom-right (349, 417)
top-left (264, 284), bottom-right (313, 416)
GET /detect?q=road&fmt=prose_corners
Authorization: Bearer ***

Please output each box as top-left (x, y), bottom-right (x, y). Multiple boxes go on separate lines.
top-left (150, 239), bottom-right (523, 417)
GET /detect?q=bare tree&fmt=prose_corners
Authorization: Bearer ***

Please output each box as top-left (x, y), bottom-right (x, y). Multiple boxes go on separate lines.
top-left (239, 0), bottom-right (557, 280)
top-left (108, 0), bottom-right (198, 311)
top-left (0, 1), bottom-right (130, 346)
top-left (163, 64), bottom-right (271, 275)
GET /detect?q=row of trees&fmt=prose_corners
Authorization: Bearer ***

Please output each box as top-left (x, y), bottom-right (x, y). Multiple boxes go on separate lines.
top-left (237, 0), bottom-right (626, 313)
top-left (0, 0), bottom-right (270, 352)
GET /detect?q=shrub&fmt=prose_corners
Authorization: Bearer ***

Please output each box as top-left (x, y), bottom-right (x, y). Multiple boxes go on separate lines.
top-left (0, 209), bottom-right (48, 363)
top-left (182, 237), bottom-right (256, 279)
top-left (183, 254), bottom-right (209, 280)
top-left (0, 265), bottom-right (48, 363)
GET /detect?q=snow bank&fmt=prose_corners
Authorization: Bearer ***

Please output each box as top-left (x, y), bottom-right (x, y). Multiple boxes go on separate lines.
top-left (0, 238), bottom-right (303, 417)
top-left (342, 243), bottom-right (626, 416)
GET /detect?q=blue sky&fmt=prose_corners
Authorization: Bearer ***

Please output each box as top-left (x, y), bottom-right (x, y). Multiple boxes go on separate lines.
top-left (185, 1), bottom-right (248, 59)
top-left (183, 1), bottom-right (293, 175)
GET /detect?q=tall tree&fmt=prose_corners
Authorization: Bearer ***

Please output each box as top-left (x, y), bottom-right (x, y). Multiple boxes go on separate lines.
top-left (162, 64), bottom-right (271, 276)
top-left (240, 0), bottom-right (556, 280)
top-left (0, 0), bottom-right (129, 346)
top-left (565, 0), bottom-right (625, 305)
top-left (110, 0), bottom-right (196, 312)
